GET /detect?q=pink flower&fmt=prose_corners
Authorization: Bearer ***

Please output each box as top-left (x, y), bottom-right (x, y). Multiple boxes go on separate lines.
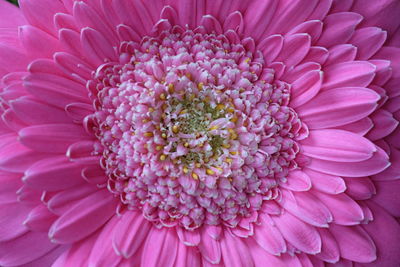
top-left (0, 0), bottom-right (399, 266)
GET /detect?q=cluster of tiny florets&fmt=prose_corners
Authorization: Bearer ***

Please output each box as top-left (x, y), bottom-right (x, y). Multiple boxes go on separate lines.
top-left (90, 28), bottom-right (303, 229)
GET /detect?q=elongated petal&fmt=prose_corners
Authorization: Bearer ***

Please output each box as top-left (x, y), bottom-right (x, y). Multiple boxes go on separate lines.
top-left (23, 156), bottom-right (85, 191)
top-left (141, 228), bottom-right (179, 267)
top-left (49, 190), bottom-right (116, 243)
top-left (298, 87), bottom-right (380, 129)
top-left (301, 129), bottom-right (376, 162)
top-left (112, 211), bottom-right (152, 258)
top-left (307, 147), bottom-right (390, 177)
top-left (253, 214), bottom-right (286, 255)
top-left (329, 224), bottom-right (376, 263)
top-left (272, 212), bottom-right (321, 254)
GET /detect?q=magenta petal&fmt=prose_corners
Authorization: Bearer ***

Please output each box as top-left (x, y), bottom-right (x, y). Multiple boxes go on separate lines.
top-left (88, 216), bottom-right (121, 267)
top-left (349, 27), bottom-right (387, 60)
top-left (329, 224), bottom-right (377, 263)
top-left (315, 228), bottom-right (340, 263)
top-left (272, 212), bottom-right (321, 254)
top-left (307, 146), bottom-right (390, 177)
top-left (318, 12), bottom-right (363, 47)
top-left (253, 214), bottom-right (286, 255)
top-left (176, 228), bottom-right (201, 246)
top-left (304, 168), bottom-right (346, 195)
top-left (360, 201), bottom-right (400, 266)
top-left (290, 70), bottom-right (322, 108)
top-left (0, 232), bottom-right (58, 266)
top-left (23, 156), bottom-right (85, 191)
top-left (366, 109), bottom-right (399, 141)
top-left (0, 202), bottom-right (29, 242)
top-left (198, 228), bottom-right (222, 264)
top-left (175, 242), bottom-right (202, 267)
top-left (280, 190), bottom-right (332, 227)
top-left (49, 190), bottom-right (117, 244)
top-left (220, 232), bottom-right (254, 267)
top-left (141, 228), bottom-right (178, 267)
top-left (0, 0), bottom-right (26, 28)
top-left (19, 124), bottom-right (90, 153)
top-left (301, 129), bottom-right (376, 162)
top-left (322, 61), bottom-right (376, 90)
top-left (373, 180), bottom-right (400, 217)
top-left (297, 87), bottom-right (379, 129)
top-left (23, 204), bottom-right (57, 232)
top-left (312, 191), bottom-right (364, 225)
top-left (112, 211), bottom-right (152, 258)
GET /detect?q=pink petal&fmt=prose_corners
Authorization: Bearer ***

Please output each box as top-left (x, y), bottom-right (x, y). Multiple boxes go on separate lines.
top-left (373, 180), bottom-right (400, 217)
top-left (0, 202), bottom-right (29, 242)
top-left (0, 139), bottom-right (48, 173)
top-left (220, 232), bottom-right (254, 267)
top-left (19, 124), bottom-right (89, 153)
top-left (51, 232), bottom-right (98, 267)
top-left (80, 27), bottom-right (117, 66)
top-left (0, 0), bottom-right (26, 27)
top-left (176, 228), bottom-right (201, 246)
top-left (307, 146), bottom-right (390, 177)
top-left (279, 170), bottom-right (312, 191)
top-left (322, 61), bottom-right (376, 90)
top-left (301, 129), bottom-right (376, 162)
top-left (198, 228), bottom-right (222, 264)
top-left (312, 191), bottom-right (364, 225)
top-left (275, 34), bottom-right (311, 68)
top-left (47, 184), bottom-right (97, 215)
top-left (112, 211), bottom-right (152, 258)
top-left (223, 11), bottom-right (244, 34)
top-left (141, 228), bottom-right (179, 267)
top-left (19, 0), bottom-right (65, 36)
top-left (272, 212), bottom-right (321, 254)
top-left (49, 190), bottom-right (117, 244)
top-left (54, 52), bottom-right (92, 82)
top-left (23, 204), bottom-right (57, 232)
top-left (344, 177), bottom-right (376, 200)
top-left (318, 12), bottom-right (363, 47)
top-left (290, 70), bottom-right (322, 108)
top-left (88, 216), bottom-right (121, 267)
top-left (286, 20), bottom-right (324, 44)
top-left (329, 224), bottom-right (376, 263)
top-left (253, 214), bottom-right (286, 255)
top-left (302, 46), bottom-right (329, 65)
top-left (360, 201), bottom-right (400, 266)
top-left (315, 228), bottom-right (340, 263)
top-left (243, 0), bottom-right (278, 41)
top-left (352, 0), bottom-right (400, 37)
top-left (297, 87), bottom-right (379, 129)
top-left (257, 34), bottom-right (284, 64)
top-left (325, 44), bottom-right (357, 66)
top-left (175, 242), bottom-right (202, 267)
top-left (304, 168), bottom-right (346, 195)
top-left (73, 1), bottom-right (117, 46)
top-left (23, 156), bottom-right (85, 191)
top-left (0, 172), bottom-right (21, 204)
top-left (266, 0), bottom-right (319, 35)
top-left (11, 96), bottom-right (70, 125)
top-left (248, 238), bottom-right (302, 266)
top-left (0, 232), bottom-right (57, 266)
top-left (280, 190), bottom-right (332, 227)
top-left (335, 117), bottom-right (374, 136)
top-left (19, 25), bottom-right (60, 59)
top-left (349, 27), bottom-right (387, 60)
top-left (366, 109), bottom-right (399, 141)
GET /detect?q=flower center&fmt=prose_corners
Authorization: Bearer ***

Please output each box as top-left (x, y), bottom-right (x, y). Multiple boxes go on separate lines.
top-left (90, 27), bottom-right (303, 230)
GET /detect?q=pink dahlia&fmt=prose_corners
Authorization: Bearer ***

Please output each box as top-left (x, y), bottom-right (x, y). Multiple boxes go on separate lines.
top-left (0, 0), bottom-right (399, 266)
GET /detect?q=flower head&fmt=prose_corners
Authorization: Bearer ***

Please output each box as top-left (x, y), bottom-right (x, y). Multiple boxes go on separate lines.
top-left (0, 0), bottom-right (399, 266)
